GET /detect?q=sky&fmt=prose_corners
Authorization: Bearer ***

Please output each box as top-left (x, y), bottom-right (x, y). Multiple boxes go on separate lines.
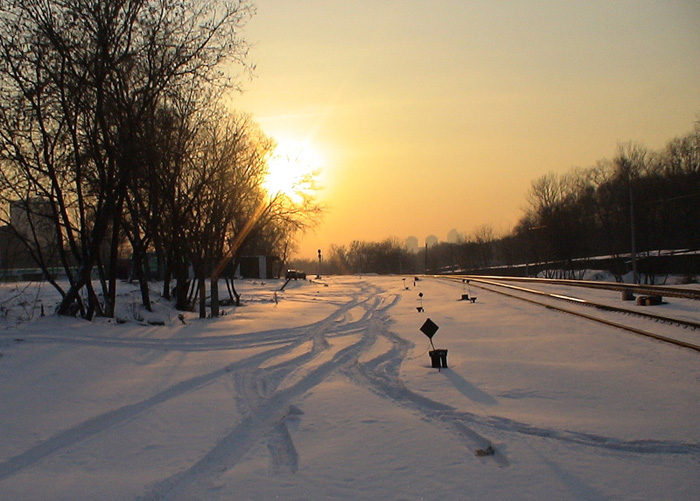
top-left (231, 0), bottom-right (700, 258)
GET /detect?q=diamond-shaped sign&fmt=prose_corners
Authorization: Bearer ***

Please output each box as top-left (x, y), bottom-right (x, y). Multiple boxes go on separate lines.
top-left (420, 318), bottom-right (439, 339)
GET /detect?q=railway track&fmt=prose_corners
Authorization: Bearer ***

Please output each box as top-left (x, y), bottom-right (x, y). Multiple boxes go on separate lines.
top-left (436, 275), bottom-right (700, 353)
top-left (462, 275), bottom-right (700, 301)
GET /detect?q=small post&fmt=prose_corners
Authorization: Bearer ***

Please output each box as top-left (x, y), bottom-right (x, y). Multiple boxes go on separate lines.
top-left (316, 249), bottom-right (322, 279)
top-left (420, 318), bottom-right (447, 370)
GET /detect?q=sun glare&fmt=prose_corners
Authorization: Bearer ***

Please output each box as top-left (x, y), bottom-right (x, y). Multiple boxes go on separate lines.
top-left (263, 139), bottom-right (323, 203)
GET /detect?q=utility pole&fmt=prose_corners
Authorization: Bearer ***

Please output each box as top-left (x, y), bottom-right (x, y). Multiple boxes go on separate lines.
top-left (424, 242), bottom-right (428, 274)
top-left (629, 183), bottom-right (638, 284)
top-left (316, 249), bottom-right (322, 279)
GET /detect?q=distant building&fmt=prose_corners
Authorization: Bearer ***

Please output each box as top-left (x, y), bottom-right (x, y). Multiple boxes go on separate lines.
top-left (425, 235), bottom-right (438, 247)
top-left (447, 229), bottom-right (464, 244)
top-left (10, 198), bottom-right (54, 245)
top-left (1, 198), bottom-right (61, 270)
top-left (0, 225), bottom-right (27, 269)
top-left (405, 236), bottom-right (419, 252)
top-left (236, 255), bottom-right (281, 279)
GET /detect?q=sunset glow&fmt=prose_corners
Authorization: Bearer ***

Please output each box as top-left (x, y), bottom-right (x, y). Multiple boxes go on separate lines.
top-left (237, 1), bottom-right (700, 258)
top-left (263, 139), bottom-right (324, 203)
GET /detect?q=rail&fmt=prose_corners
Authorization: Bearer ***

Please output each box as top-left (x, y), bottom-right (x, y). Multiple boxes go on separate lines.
top-left (435, 275), bottom-right (700, 353)
top-left (460, 275), bottom-right (700, 300)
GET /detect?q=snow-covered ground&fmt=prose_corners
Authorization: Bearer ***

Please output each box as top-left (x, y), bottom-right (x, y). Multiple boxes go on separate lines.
top-left (1, 276), bottom-right (699, 500)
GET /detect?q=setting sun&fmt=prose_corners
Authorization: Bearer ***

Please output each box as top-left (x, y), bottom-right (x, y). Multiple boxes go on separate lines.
top-left (263, 139), bottom-right (324, 203)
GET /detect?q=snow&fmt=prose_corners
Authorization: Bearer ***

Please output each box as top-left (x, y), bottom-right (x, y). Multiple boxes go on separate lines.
top-left (1, 276), bottom-right (699, 500)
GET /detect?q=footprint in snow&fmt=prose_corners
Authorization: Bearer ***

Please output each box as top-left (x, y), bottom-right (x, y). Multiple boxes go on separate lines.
top-left (267, 405), bottom-right (304, 474)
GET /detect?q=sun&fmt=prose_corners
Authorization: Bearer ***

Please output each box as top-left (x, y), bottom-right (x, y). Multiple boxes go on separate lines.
top-left (263, 139), bottom-right (323, 202)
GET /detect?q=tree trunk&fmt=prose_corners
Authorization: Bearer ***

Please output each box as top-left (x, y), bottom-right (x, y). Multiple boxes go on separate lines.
top-left (85, 280), bottom-right (103, 320)
top-left (138, 273), bottom-right (152, 311)
top-left (198, 271), bottom-right (206, 318)
top-left (231, 277), bottom-right (241, 306)
top-left (105, 201), bottom-right (124, 318)
top-left (163, 265), bottom-right (172, 300)
top-left (57, 195), bottom-right (117, 317)
top-left (174, 259), bottom-right (191, 311)
top-left (57, 262), bottom-right (92, 316)
top-left (132, 242), bottom-right (152, 311)
top-left (210, 277), bottom-right (219, 317)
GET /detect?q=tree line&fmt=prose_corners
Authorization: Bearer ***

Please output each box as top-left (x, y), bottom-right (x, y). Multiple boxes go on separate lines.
top-left (0, 0), bottom-right (320, 319)
top-left (293, 120), bottom-right (700, 279)
top-left (508, 121), bottom-right (699, 278)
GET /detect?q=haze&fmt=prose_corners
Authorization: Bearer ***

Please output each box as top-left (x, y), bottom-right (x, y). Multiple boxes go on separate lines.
top-left (234, 1), bottom-right (700, 258)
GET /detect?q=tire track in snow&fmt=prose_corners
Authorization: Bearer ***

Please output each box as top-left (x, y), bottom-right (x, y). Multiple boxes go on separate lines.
top-left (351, 324), bottom-right (699, 461)
top-left (345, 296), bottom-right (700, 463)
top-left (345, 326), bottom-right (510, 466)
top-left (471, 413), bottom-right (700, 455)
top-left (267, 409), bottom-right (302, 474)
top-left (11, 326), bottom-right (317, 352)
top-left (140, 287), bottom-right (388, 499)
top-left (0, 285), bottom-right (376, 483)
top-left (141, 323), bottom-right (378, 499)
top-left (0, 342), bottom-right (293, 482)
top-left (8, 281), bottom-right (380, 352)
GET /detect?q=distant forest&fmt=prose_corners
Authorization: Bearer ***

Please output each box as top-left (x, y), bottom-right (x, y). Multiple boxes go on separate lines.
top-left (294, 120), bottom-right (700, 280)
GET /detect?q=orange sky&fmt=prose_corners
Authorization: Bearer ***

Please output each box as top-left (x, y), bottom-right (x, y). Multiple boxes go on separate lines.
top-left (233, 1), bottom-right (700, 259)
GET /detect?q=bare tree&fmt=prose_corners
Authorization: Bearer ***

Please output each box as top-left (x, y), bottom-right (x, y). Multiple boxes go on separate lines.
top-left (187, 113), bottom-right (271, 317)
top-left (0, 0), bottom-right (253, 318)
